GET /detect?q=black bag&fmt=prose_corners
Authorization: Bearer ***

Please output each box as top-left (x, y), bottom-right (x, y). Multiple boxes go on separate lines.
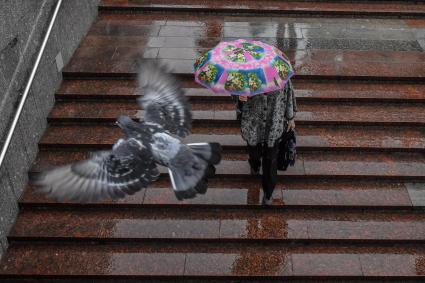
top-left (277, 128), bottom-right (297, 171)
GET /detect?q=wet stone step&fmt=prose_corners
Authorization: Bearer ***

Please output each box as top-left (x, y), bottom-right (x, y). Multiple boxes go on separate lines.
top-left (80, 35), bottom-right (424, 53)
top-left (78, 12), bottom-right (425, 53)
top-left (65, 12), bottom-right (425, 79)
top-left (58, 79), bottom-right (425, 103)
top-left (48, 100), bottom-right (425, 126)
top-left (38, 124), bottom-right (425, 152)
top-left (1, 242), bottom-right (424, 278)
top-left (99, 0), bottom-right (425, 18)
top-left (30, 148), bottom-right (425, 180)
top-left (64, 48), bottom-right (425, 81)
top-left (9, 208), bottom-right (425, 242)
top-left (21, 179), bottom-right (419, 209)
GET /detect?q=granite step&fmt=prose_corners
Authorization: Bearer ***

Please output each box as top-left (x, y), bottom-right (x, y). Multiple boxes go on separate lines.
top-left (20, 179), bottom-right (424, 209)
top-left (58, 79), bottom-right (425, 103)
top-left (63, 48), bottom-right (425, 81)
top-left (9, 208), bottom-right (425, 243)
top-left (1, 242), bottom-right (424, 279)
top-left (29, 147), bottom-right (425, 180)
top-left (37, 124), bottom-right (425, 152)
top-left (99, 0), bottom-right (425, 18)
top-left (48, 100), bottom-right (425, 127)
top-left (78, 12), bottom-right (425, 53)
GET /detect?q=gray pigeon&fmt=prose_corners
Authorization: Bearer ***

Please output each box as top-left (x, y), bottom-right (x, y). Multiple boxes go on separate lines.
top-left (34, 61), bottom-right (222, 202)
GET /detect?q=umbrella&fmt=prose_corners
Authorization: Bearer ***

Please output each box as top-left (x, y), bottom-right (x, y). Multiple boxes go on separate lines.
top-left (194, 39), bottom-right (294, 96)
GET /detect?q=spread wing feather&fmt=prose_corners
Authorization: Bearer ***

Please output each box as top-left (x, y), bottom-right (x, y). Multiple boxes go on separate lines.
top-left (137, 61), bottom-right (192, 138)
top-left (34, 138), bottom-right (159, 203)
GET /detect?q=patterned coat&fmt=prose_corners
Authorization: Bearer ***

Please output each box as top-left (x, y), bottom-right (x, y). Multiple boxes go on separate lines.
top-left (234, 80), bottom-right (297, 147)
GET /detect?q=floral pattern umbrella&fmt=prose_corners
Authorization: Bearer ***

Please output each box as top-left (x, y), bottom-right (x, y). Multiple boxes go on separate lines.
top-left (194, 39), bottom-right (294, 96)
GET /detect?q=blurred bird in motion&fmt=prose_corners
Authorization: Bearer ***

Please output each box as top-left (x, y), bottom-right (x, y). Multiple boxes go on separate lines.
top-left (34, 61), bottom-right (222, 202)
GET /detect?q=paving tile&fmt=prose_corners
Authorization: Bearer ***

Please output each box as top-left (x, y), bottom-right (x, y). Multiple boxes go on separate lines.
top-left (299, 126), bottom-right (425, 151)
top-left (305, 38), bottom-right (422, 52)
top-left (144, 187), bottom-right (249, 205)
top-left (360, 254), bottom-right (424, 276)
top-left (223, 26), bottom-right (303, 38)
top-left (284, 188), bottom-right (411, 207)
top-left (158, 47), bottom-right (208, 59)
top-left (80, 35), bottom-right (148, 48)
top-left (292, 253), bottom-right (362, 276)
top-left (405, 183), bottom-right (425, 207)
top-left (72, 46), bottom-right (117, 60)
top-left (306, 220), bottom-right (425, 241)
top-left (282, 180), bottom-right (413, 207)
top-left (57, 79), bottom-right (137, 96)
top-left (333, 188), bottom-right (412, 207)
top-left (303, 152), bottom-right (425, 178)
top-left (302, 27), bottom-right (415, 41)
top-left (147, 36), bottom-right (221, 48)
top-left (219, 214), bottom-right (308, 240)
top-left (307, 49), bottom-right (425, 63)
top-left (90, 22), bottom-right (161, 36)
top-left (111, 46), bottom-right (159, 60)
top-left (0, 245), bottom-right (186, 276)
top-left (11, 210), bottom-right (221, 239)
top-left (159, 25), bottom-right (222, 37)
top-left (283, 189), bottom-right (339, 206)
top-left (184, 251), bottom-right (292, 276)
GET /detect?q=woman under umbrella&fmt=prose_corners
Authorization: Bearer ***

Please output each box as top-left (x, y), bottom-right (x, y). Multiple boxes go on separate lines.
top-left (236, 81), bottom-right (296, 205)
top-left (194, 39), bottom-right (296, 205)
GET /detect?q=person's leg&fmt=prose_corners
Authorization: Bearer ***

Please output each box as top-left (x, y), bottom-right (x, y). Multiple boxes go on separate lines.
top-left (261, 142), bottom-right (279, 203)
top-left (247, 143), bottom-right (262, 175)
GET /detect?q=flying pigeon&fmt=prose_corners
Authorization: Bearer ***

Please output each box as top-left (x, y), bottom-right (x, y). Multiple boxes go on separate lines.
top-left (34, 61), bottom-right (222, 202)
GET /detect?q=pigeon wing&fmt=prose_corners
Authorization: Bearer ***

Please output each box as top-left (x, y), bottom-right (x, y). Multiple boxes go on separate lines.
top-left (34, 138), bottom-right (159, 203)
top-left (137, 61), bottom-right (192, 138)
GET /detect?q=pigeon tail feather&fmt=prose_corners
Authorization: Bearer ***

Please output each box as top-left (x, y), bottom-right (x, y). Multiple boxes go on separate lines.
top-left (168, 143), bottom-right (222, 200)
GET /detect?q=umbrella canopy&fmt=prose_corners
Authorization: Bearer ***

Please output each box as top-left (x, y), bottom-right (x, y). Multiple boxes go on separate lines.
top-left (194, 39), bottom-right (294, 96)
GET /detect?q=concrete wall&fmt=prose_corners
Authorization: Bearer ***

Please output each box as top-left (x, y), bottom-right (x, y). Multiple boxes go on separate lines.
top-left (0, 0), bottom-right (99, 259)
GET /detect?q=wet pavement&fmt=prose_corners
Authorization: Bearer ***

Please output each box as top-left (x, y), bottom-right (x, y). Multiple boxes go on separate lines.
top-left (1, 0), bottom-right (425, 281)
top-left (64, 12), bottom-right (425, 79)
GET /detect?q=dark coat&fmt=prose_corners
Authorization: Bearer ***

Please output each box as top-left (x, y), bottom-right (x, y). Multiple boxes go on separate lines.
top-left (233, 80), bottom-right (297, 147)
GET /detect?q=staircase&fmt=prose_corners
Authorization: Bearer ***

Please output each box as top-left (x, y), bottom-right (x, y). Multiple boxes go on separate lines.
top-left (1, 0), bottom-right (425, 281)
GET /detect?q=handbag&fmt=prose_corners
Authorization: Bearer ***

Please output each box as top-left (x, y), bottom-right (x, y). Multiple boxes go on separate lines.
top-left (277, 127), bottom-right (297, 171)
